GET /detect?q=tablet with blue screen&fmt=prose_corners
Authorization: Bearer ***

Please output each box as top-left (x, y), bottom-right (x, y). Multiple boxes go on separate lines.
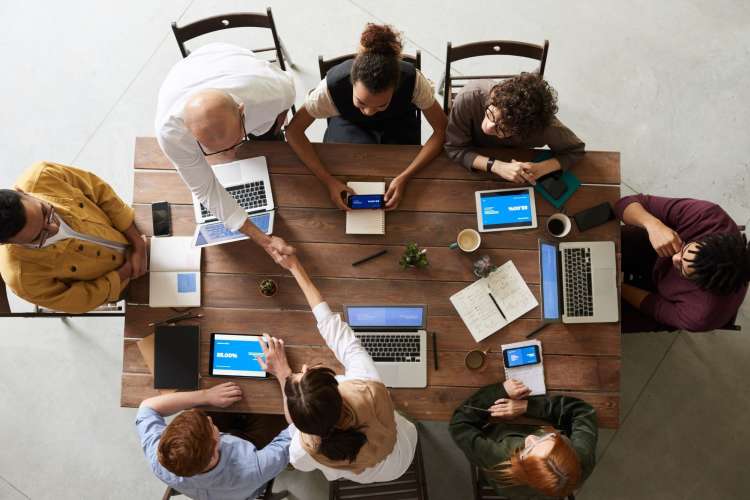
top-left (475, 187), bottom-right (538, 232)
top-left (209, 333), bottom-right (267, 378)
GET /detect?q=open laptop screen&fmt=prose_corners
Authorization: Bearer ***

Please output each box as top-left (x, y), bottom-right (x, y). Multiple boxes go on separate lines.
top-left (346, 306), bottom-right (425, 329)
top-left (540, 242), bottom-right (561, 321)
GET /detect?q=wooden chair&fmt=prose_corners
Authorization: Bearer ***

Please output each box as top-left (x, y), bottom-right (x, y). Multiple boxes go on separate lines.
top-left (328, 440), bottom-right (428, 500)
top-left (317, 51), bottom-right (423, 124)
top-left (171, 8), bottom-right (295, 114)
top-left (440, 39), bottom-right (549, 112)
top-left (0, 274), bottom-right (125, 318)
top-left (472, 465), bottom-right (575, 500)
top-left (162, 478), bottom-right (283, 500)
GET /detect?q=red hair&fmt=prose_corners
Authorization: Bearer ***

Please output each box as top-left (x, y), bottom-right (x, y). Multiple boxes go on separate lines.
top-left (489, 433), bottom-right (581, 497)
top-left (157, 409), bottom-right (215, 477)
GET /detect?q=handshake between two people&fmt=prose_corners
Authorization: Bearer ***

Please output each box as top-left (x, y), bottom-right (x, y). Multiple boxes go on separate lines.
top-left (258, 234), bottom-right (301, 272)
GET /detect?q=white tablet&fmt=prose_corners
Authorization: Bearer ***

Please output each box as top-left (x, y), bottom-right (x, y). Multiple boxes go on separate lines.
top-left (475, 187), bottom-right (538, 233)
top-left (209, 333), bottom-right (267, 378)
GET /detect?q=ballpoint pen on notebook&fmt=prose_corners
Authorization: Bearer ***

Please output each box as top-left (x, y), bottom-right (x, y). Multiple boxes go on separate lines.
top-left (149, 312), bottom-right (203, 327)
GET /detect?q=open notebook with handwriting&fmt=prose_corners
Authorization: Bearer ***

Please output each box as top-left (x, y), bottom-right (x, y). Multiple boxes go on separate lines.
top-left (450, 261), bottom-right (538, 342)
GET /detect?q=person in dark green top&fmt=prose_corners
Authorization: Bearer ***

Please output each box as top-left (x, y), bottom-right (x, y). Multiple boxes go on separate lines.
top-left (450, 380), bottom-right (598, 499)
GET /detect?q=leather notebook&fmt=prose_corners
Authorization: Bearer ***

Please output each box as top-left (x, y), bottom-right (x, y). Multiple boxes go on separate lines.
top-left (154, 325), bottom-right (200, 389)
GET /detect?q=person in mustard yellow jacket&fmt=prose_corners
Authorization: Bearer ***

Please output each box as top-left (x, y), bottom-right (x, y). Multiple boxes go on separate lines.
top-left (0, 162), bottom-right (147, 313)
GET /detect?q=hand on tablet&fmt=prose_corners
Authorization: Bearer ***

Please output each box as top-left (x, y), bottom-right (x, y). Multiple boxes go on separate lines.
top-left (257, 334), bottom-right (292, 381)
top-left (204, 382), bottom-right (243, 408)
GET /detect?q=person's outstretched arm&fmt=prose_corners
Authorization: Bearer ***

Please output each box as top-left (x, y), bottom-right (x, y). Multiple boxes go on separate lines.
top-left (139, 382), bottom-right (242, 416)
top-left (285, 106), bottom-right (354, 211)
top-left (282, 254), bottom-right (380, 381)
top-left (384, 101), bottom-right (447, 210)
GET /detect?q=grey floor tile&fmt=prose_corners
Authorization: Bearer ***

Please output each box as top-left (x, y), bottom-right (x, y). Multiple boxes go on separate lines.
top-left (579, 330), bottom-right (750, 500)
top-left (0, 477), bottom-right (29, 500)
top-left (419, 421), bottom-right (474, 500)
top-left (272, 468), bottom-right (329, 500)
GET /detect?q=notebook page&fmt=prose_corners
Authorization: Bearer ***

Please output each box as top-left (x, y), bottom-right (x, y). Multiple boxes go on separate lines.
top-left (346, 182), bottom-right (385, 235)
top-left (450, 278), bottom-right (507, 342)
top-left (150, 237), bottom-right (201, 272)
top-left (485, 261), bottom-right (538, 321)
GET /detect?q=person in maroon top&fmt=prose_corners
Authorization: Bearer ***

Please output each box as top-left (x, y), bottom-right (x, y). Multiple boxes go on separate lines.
top-left (615, 194), bottom-right (749, 332)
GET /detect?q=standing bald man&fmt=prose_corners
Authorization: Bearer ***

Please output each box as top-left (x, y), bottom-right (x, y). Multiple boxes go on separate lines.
top-left (156, 42), bottom-right (296, 261)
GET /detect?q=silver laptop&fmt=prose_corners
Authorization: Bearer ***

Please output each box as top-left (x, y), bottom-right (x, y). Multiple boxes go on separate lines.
top-left (343, 305), bottom-right (428, 388)
top-left (539, 239), bottom-right (619, 324)
top-left (192, 156), bottom-right (275, 233)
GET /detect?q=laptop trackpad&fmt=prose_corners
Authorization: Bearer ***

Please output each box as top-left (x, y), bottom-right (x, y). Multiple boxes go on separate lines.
top-left (213, 162), bottom-right (242, 186)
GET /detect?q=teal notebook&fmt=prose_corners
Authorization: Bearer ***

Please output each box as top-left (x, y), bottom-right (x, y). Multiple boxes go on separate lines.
top-left (532, 150), bottom-right (580, 209)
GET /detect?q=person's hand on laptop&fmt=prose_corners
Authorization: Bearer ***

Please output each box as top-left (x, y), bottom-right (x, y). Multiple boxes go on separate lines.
top-left (489, 398), bottom-right (528, 419)
top-left (257, 334), bottom-right (292, 382)
top-left (503, 378), bottom-right (531, 400)
top-left (645, 219), bottom-right (683, 257)
top-left (203, 382), bottom-right (243, 408)
top-left (327, 178), bottom-right (355, 211)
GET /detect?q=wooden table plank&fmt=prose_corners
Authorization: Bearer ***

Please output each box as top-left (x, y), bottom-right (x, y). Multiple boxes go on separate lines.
top-left (134, 205), bottom-right (621, 251)
top-left (128, 273), bottom-right (550, 317)
top-left (120, 372), bottom-right (619, 427)
top-left (124, 306), bottom-right (620, 356)
top-left (134, 137), bottom-right (621, 185)
top-left (133, 170), bottom-right (620, 216)
top-left (123, 338), bottom-right (618, 392)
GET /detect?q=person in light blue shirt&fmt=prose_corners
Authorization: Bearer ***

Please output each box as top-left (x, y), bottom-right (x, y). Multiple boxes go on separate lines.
top-left (135, 382), bottom-right (290, 500)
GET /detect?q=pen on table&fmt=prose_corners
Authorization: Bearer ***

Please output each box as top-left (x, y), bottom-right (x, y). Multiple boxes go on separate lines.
top-left (463, 404), bottom-right (491, 413)
top-left (149, 313), bottom-right (203, 327)
top-left (431, 331), bottom-right (439, 370)
top-left (525, 322), bottom-right (550, 339)
top-left (487, 292), bottom-right (507, 320)
top-left (352, 249), bottom-right (388, 266)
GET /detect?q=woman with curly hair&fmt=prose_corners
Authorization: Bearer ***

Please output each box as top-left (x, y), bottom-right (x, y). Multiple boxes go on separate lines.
top-left (286, 23), bottom-right (447, 211)
top-left (450, 380), bottom-right (598, 499)
top-left (444, 73), bottom-right (585, 184)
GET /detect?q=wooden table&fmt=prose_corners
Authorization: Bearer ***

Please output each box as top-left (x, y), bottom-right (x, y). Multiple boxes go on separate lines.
top-left (121, 138), bottom-right (621, 428)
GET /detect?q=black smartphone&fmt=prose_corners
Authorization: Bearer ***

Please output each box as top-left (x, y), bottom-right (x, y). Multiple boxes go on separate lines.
top-left (538, 175), bottom-right (567, 200)
top-left (503, 344), bottom-right (541, 368)
top-left (572, 202), bottom-right (615, 232)
top-left (152, 201), bottom-right (172, 237)
top-left (347, 194), bottom-right (385, 209)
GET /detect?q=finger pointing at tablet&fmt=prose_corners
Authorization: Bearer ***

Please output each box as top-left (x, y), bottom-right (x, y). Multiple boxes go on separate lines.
top-left (257, 334), bottom-right (292, 380)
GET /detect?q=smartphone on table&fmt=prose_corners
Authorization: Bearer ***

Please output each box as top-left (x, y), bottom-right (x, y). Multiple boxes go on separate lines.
top-left (347, 194), bottom-right (385, 209)
top-left (152, 201), bottom-right (172, 237)
top-left (572, 202), bottom-right (615, 232)
top-left (503, 344), bottom-right (541, 368)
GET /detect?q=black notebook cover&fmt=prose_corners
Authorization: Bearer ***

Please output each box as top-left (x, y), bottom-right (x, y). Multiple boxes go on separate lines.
top-left (154, 325), bottom-right (200, 389)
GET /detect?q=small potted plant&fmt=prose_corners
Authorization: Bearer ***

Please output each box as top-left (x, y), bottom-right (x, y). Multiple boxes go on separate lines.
top-left (399, 243), bottom-right (429, 269)
top-left (259, 278), bottom-right (278, 297)
top-left (473, 256), bottom-right (497, 278)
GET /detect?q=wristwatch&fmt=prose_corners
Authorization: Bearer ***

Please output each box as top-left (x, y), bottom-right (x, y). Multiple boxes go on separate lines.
top-left (486, 157), bottom-right (496, 173)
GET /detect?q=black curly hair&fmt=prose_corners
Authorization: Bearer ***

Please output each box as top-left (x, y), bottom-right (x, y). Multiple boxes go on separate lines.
top-left (487, 73), bottom-right (559, 138)
top-left (687, 232), bottom-right (750, 295)
top-left (0, 189), bottom-right (26, 242)
top-left (350, 23), bottom-right (403, 94)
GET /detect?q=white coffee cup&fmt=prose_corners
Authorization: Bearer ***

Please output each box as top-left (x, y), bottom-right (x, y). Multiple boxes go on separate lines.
top-left (450, 228), bottom-right (481, 252)
top-left (547, 213), bottom-right (572, 238)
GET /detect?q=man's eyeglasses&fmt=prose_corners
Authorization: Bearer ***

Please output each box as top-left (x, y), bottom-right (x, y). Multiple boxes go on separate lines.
top-left (196, 114), bottom-right (248, 156)
top-left (520, 432), bottom-right (556, 460)
top-left (484, 106), bottom-right (508, 137)
top-left (34, 204), bottom-right (57, 249)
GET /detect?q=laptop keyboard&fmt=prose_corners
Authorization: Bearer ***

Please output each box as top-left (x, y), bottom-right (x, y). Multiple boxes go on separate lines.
top-left (355, 333), bottom-right (422, 363)
top-left (562, 248), bottom-right (594, 317)
top-left (200, 181), bottom-right (267, 219)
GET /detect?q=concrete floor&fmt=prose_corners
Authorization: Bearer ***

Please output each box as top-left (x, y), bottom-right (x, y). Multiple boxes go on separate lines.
top-left (1, 1), bottom-right (749, 499)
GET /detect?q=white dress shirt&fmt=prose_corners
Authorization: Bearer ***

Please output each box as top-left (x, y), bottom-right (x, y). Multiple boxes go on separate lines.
top-left (289, 302), bottom-right (418, 483)
top-left (155, 42), bottom-right (295, 231)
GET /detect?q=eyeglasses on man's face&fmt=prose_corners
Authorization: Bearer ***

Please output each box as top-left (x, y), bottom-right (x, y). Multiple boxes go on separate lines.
top-left (33, 203), bottom-right (57, 249)
top-left (196, 113), bottom-right (248, 156)
top-left (484, 106), bottom-right (509, 137)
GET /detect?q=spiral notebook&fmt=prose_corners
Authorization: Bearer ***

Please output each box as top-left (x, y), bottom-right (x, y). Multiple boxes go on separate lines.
top-left (346, 181), bottom-right (385, 235)
top-left (501, 339), bottom-right (546, 396)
